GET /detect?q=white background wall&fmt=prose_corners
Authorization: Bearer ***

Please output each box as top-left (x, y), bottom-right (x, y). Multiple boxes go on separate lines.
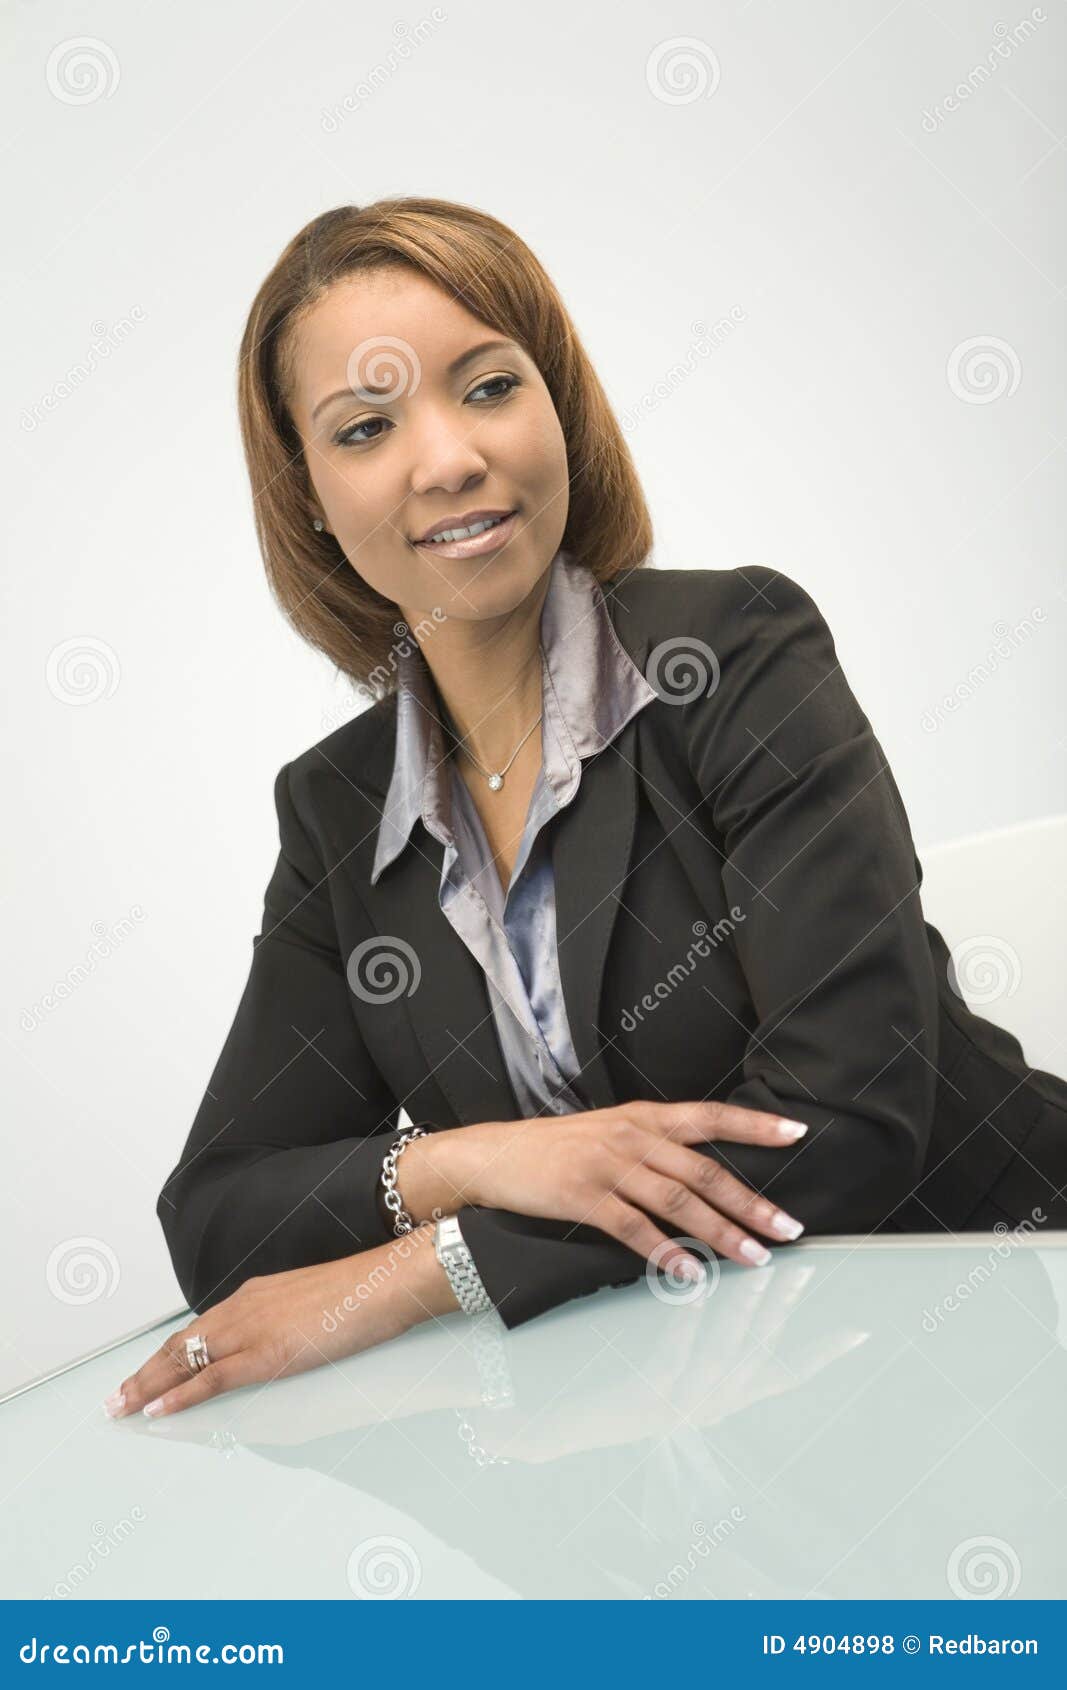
top-left (3, 0), bottom-right (1064, 1395)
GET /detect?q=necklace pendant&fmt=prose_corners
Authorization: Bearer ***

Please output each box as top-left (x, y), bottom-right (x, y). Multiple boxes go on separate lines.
top-left (487, 773), bottom-right (504, 791)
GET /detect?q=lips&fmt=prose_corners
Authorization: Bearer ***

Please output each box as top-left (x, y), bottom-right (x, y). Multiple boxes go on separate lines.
top-left (412, 510), bottom-right (519, 561)
top-left (414, 508), bottom-right (514, 544)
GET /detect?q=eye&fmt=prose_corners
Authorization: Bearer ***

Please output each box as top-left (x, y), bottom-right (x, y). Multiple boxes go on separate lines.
top-left (335, 416), bottom-right (391, 448)
top-left (470, 373), bottom-right (521, 401)
top-left (333, 374), bottom-right (520, 448)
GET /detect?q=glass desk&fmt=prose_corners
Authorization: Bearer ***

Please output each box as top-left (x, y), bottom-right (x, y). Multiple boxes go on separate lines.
top-left (3, 1235), bottom-right (1065, 1600)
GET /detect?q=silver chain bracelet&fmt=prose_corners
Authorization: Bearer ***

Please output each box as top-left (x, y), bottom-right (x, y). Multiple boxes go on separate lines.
top-left (380, 1125), bottom-right (429, 1237)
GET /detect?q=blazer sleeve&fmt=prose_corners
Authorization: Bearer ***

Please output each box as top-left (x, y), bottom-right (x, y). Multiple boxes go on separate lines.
top-left (156, 759), bottom-right (440, 1315)
top-left (457, 565), bottom-right (940, 1330)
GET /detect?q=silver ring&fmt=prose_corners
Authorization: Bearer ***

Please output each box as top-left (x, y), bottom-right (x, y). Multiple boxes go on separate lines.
top-left (185, 1334), bottom-right (210, 1372)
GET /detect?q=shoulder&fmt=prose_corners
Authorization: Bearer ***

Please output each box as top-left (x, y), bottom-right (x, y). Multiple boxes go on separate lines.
top-left (609, 562), bottom-right (838, 685)
top-left (274, 692), bottom-right (398, 828)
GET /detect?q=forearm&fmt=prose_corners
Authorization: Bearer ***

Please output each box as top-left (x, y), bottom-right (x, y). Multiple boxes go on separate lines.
top-left (378, 1220), bottom-right (461, 1323)
top-left (394, 1121), bottom-right (502, 1224)
top-left (160, 1134), bottom-right (412, 1314)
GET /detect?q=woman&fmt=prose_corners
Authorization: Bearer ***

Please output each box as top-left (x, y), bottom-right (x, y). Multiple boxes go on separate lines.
top-left (105, 198), bottom-right (1067, 1423)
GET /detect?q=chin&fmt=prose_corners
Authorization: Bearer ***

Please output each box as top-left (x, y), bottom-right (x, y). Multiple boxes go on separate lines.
top-left (426, 550), bottom-right (547, 619)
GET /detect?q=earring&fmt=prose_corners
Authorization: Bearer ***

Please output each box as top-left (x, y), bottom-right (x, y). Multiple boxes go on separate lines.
top-left (313, 518), bottom-right (325, 532)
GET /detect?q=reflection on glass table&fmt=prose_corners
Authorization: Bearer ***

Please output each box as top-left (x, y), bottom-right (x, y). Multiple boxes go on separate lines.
top-left (2, 1235), bottom-right (1065, 1601)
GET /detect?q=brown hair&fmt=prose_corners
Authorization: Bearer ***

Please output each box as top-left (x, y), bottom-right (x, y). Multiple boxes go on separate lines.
top-left (236, 197), bottom-right (653, 699)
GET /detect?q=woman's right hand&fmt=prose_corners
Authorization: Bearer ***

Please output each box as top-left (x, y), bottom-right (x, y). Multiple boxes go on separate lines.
top-left (426, 1098), bottom-right (809, 1277)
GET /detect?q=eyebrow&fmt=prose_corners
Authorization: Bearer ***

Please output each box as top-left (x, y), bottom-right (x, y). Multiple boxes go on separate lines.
top-left (310, 338), bottom-right (521, 423)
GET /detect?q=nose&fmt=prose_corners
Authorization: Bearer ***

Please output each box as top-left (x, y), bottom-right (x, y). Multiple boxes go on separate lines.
top-left (407, 404), bottom-right (489, 498)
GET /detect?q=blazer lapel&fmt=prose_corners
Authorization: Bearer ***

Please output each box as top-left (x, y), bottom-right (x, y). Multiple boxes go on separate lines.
top-left (324, 574), bottom-right (654, 1126)
top-left (551, 720), bottom-right (641, 1110)
top-left (554, 583), bottom-right (654, 1111)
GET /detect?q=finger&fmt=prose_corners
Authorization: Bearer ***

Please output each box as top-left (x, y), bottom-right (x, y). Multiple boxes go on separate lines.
top-left (106, 1323), bottom-right (237, 1420)
top-left (139, 1351), bottom-right (264, 1419)
top-left (613, 1165), bottom-right (777, 1270)
top-left (630, 1099), bottom-right (809, 1148)
top-left (587, 1194), bottom-right (710, 1283)
top-left (640, 1139), bottom-right (805, 1244)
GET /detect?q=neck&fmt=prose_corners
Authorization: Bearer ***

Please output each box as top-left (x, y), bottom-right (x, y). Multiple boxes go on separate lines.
top-left (401, 570), bottom-right (551, 773)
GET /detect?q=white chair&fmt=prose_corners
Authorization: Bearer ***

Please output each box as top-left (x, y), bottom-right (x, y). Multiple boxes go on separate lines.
top-left (917, 813), bottom-right (1067, 1079)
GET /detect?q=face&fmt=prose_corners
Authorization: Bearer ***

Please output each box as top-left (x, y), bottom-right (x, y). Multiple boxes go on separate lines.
top-left (287, 268), bottom-right (570, 628)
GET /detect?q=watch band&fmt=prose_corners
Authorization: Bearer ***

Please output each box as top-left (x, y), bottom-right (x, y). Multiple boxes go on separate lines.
top-left (434, 1214), bottom-right (494, 1316)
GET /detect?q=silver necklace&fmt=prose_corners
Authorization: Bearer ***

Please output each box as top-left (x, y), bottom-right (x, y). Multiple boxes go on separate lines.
top-left (452, 708), bottom-right (542, 791)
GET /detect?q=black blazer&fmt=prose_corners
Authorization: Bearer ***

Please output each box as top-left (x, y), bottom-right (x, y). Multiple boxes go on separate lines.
top-left (157, 564), bottom-right (1067, 1329)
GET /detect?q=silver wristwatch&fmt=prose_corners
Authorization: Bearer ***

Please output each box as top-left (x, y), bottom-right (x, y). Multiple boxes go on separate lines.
top-left (434, 1215), bottom-right (494, 1316)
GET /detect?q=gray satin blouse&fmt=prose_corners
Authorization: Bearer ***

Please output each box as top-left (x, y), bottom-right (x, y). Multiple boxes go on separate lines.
top-left (370, 547), bottom-right (659, 1121)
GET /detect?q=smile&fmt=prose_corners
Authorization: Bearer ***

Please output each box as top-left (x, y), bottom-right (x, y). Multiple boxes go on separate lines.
top-left (413, 511), bottom-right (518, 559)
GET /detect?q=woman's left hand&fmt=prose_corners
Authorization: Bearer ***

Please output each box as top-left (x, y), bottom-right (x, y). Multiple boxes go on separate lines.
top-left (103, 1224), bottom-right (454, 1421)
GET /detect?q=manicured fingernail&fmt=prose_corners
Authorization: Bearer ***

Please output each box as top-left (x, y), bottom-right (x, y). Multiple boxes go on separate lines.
top-left (740, 1239), bottom-right (772, 1266)
top-left (143, 1398), bottom-right (165, 1418)
top-left (769, 1211), bottom-right (805, 1240)
top-left (671, 1255), bottom-right (703, 1283)
top-left (102, 1391), bottom-right (125, 1418)
top-left (777, 1118), bottom-right (808, 1139)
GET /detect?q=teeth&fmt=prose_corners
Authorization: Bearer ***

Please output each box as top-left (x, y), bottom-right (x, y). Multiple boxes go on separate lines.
top-left (423, 515), bottom-right (507, 544)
